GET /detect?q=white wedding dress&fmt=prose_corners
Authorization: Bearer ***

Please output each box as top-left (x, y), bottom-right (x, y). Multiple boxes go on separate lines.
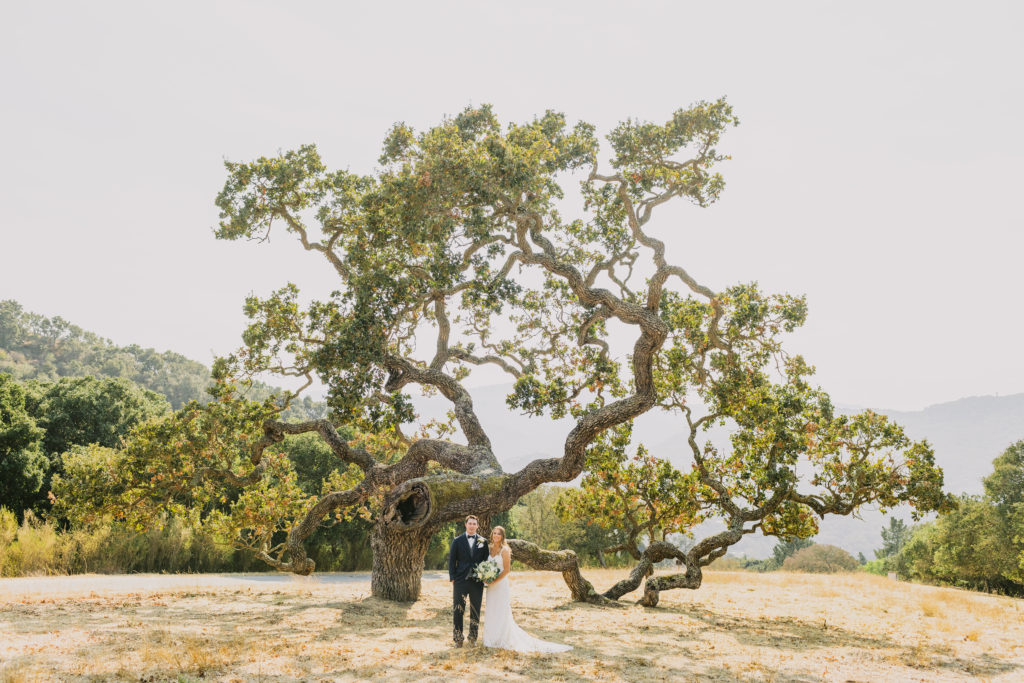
top-left (482, 550), bottom-right (572, 653)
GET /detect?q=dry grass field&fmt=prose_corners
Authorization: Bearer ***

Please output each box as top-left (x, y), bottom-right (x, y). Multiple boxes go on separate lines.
top-left (1, 568), bottom-right (1022, 682)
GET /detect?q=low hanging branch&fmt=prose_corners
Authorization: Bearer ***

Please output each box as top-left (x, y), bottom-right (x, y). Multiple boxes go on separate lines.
top-left (507, 539), bottom-right (614, 605)
top-left (509, 536), bottom-right (705, 608)
top-left (602, 541), bottom-right (687, 600)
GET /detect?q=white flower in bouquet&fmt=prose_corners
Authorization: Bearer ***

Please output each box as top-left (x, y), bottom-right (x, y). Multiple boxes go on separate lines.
top-left (473, 557), bottom-right (501, 583)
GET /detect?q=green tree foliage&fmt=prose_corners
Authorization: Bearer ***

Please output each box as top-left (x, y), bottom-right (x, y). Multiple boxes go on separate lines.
top-left (893, 522), bottom-right (939, 582)
top-left (51, 388), bottom-right (312, 558)
top-left (556, 424), bottom-right (699, 560)
top-left (895, 497), bottom-right (1018, 593)
top-left (30, 376), bottom-right (170, 458)
top-left (656, 283), bottom-right (954, 537)
top-left (875, 517), bottom-right (911, 560)
top-left (932, 496), bottom-right (1015, 589)
top-left (891, 441), bottom-right (1024, 595)
top-left (555, 277), bottom-right (954, 595)
top-left (0, 365), bottom-right (334, 571)
top-left (12, 376), bottom-right (170, 515)
top-left (988, 441), bottom-right (1024, 587)
top-left (0, 374), bottom-right (47, 519)
top-left (782, 544), bottom-right (858, 573)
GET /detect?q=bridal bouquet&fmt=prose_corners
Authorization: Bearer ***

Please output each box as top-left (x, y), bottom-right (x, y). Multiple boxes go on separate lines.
top-left (473, 557), bottom-right (501, 583)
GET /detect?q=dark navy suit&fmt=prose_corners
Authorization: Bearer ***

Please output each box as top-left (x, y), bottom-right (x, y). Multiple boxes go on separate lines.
top-left (449, 532), bottom-right (489, 642)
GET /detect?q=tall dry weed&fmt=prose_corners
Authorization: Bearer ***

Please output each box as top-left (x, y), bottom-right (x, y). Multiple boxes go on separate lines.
top-left (918, 596), bottom-right (942, 618)
top-left (0, 507), bottom-right (244, 576)
top-left (0, 508), bottom-right (18, 576)
top-left (0, 656), bottom-right (50, 683)
top-left (1, 510), bottom-right (76, 576)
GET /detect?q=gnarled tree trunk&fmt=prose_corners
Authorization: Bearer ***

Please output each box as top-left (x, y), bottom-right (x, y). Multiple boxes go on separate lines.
top-left (640, 569), bottom-right (702, 607)
top-left (368, 469), bottom-right (511, 600)
top-left (369, 520), bottom-right (434, 602)
top-left (370, 481), bottom-right (448, 601)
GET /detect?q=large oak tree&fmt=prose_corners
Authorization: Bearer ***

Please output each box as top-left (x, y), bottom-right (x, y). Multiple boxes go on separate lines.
top-left (54, 101), bottom-right (953, 603)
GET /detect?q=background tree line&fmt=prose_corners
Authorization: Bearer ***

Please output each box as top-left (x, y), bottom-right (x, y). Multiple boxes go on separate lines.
top-left (0, 365), bottom-right (376, 575)
top-left (867, 441), bottom-right (1024, 596)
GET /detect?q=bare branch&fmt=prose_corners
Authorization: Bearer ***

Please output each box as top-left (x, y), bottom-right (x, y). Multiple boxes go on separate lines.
top-left (383, 356), bottom-right (495, 452)
top-left (274, 208), bottom-right (351, 280)
top-left (264, 419), bottom-right (377, 472)
top-left (449, 347), bottom-right (524, 378)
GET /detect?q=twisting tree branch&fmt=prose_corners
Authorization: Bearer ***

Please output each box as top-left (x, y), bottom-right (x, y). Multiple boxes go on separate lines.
top-left (508, 539), bottom-right (616, 605)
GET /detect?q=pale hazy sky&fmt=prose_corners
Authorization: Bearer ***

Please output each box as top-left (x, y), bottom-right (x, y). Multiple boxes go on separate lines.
top-left (2, 1), bottom-right (1022, 411)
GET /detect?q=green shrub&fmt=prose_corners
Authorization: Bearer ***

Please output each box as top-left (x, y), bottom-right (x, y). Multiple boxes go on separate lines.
top-left (707, 555), bottom-right (747, 571)
top-left (782, 544), bottom-right (858, 573)
top-left (861, 558), bottom-right (888, 576)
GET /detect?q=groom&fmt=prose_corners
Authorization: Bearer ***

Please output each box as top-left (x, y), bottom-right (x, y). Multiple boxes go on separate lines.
top-left (448, 514), bottom-right (489, 647)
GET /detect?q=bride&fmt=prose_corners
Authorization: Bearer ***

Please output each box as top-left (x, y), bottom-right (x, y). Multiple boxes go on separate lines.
top-left (482, 526), bottom-right (572, 653)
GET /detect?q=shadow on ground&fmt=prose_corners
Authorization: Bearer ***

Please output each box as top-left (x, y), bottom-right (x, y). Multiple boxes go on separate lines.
top-left (0, 583), bottom-right (1019, 682)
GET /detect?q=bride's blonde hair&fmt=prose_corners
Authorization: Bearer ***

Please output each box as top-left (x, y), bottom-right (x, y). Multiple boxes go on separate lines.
top-left (490, 525), bottom-right (509, 548)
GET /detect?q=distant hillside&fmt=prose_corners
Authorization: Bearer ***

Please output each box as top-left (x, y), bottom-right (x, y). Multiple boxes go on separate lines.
top-left (0, 300), bottom-right (324, 419)
top-left (881, 394), bottom-right (1024, 495)
top-left (1, 300), bottom-right (211, 409)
